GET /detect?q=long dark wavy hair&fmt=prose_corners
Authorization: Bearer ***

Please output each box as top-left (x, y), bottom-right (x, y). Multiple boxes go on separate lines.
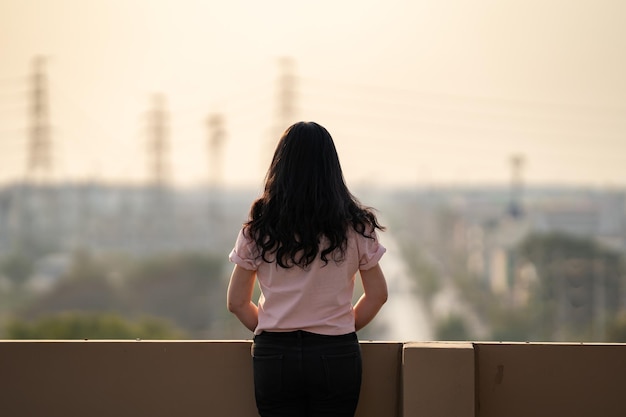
top-left (244, 121), bottom-right (384, 268)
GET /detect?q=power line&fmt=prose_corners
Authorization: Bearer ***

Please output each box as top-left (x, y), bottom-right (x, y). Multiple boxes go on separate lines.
top-left (296, 78), bottom-right (625, 152)
top-left (297, 86), bottom-right (623, 132)
top-left (299, 76), bottom-right (626, 115)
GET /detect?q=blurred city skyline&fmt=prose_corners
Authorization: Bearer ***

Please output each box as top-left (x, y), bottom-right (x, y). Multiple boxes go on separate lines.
top-left (1, 0), bottom-right (625, 188)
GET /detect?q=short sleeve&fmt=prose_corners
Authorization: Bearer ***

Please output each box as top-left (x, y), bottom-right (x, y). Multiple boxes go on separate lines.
top-left (228, 228), bottom-right (261, 271)
top-left (357, 230), bottom-right (386, 270)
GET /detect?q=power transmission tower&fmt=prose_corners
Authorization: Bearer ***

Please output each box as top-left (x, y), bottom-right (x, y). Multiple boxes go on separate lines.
top-left (12, 56), bottom-right (59, 248)
top-left (147, 94), bottom-right (170, 189)
top-left (508, 154), bottom-right (525, 218)
top-left (205, 113), bottom-right (226, 249)
top-left (144, 94), bottom-right (173, 252)
top-left (266, 57), bottom-right (297, 166)
top-left (27, 56), bottom-right (53, 181)
top-left (276, 56), bottom-right (297, 132)
top-left (206, 113), bottom-right (225, 189)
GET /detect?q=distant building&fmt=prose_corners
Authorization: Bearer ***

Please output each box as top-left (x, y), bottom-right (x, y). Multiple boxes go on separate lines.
top-left (0, 182), bottom-right (256, 257)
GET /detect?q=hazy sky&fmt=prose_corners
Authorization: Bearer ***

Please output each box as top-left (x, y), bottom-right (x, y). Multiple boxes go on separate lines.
top-left (1, 0), bottom-right (625, 188)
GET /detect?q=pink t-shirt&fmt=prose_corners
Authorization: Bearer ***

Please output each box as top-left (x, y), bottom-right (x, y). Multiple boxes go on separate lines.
top-left (229, 227), bottom-right (386, 335)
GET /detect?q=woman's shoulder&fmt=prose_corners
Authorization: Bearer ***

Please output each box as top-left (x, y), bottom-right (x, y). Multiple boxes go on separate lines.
top-left (234, 226), bottom-right (261, 253)
top-left (347, 223), bottom-right (381, 247)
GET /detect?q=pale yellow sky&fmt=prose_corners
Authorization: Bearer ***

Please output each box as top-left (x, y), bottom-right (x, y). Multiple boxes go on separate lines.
top-left (1, 0), bottom-right (625, 188)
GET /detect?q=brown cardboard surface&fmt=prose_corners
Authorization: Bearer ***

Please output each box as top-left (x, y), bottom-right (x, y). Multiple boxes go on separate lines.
top-left (475, 343), bottom-right (626, 417)
top-left (0, 340), bottom-right (402, 417)
top-left (402, 342), bottom-right (475, 417)
top-left (5, 340), bottom-right (625, 417)
top-left (0, 340), bottom-right (257, 417)
top-left (356, 342), bottom-right (403, 417)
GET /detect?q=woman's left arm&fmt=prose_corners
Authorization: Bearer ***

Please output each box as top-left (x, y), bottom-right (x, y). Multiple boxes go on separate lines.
top-left (354, 263), bottom-right (388, 331)
top-left (227, 265), bottom-right (259, 332)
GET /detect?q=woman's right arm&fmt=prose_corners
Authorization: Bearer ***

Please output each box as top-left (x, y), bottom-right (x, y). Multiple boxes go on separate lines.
top-left (354, 263), bottom-right (388, 331)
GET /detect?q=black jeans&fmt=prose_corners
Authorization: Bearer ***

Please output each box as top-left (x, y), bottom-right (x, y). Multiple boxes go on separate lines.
top-left (252, 330), bottom-right (362, 417)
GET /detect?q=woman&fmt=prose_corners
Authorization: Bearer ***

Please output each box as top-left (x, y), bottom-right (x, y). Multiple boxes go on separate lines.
top-left (227, 121), bottom-right (388, 417)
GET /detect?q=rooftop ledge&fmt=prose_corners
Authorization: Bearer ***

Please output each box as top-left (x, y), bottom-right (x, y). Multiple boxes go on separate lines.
top-left (2, 340), bottom-right (625, 417)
